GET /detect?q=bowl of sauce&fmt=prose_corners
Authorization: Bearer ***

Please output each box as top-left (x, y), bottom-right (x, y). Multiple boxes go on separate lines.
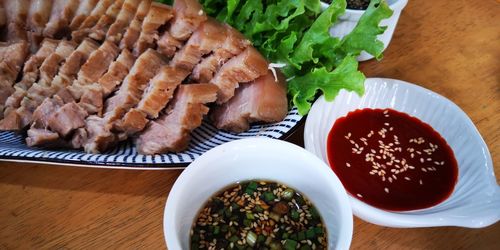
top-left (191, 180), bottom-right (328, 249)
top-left (164, 138), bottom-right (353, 249)
top-left (327, 108), bottom-right (458, 211)
top-left (305, 78), bottom-right (500, 228)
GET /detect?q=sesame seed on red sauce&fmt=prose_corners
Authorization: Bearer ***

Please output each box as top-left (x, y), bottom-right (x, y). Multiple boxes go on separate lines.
top-left (327, 108), bottom-right (458, 211)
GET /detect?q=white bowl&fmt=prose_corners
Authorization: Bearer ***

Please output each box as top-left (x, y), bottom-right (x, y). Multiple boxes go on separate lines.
top-left (164, 138), bottom-right (353, 249)
top-left (304, 78), bottom-right (500, 228)
top-left (321, 0), bottom-right (408, 61)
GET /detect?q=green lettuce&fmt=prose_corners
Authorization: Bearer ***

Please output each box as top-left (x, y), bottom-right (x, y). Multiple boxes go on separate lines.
top-left (198, 0), bottom-right (393, 115)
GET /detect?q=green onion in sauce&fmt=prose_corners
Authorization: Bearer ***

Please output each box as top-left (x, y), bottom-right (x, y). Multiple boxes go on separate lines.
top-left (190, 180), bottom-right (328, 249)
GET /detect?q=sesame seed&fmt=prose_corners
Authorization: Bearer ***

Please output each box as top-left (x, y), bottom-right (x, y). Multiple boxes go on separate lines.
top-left (384, 188), bottom-right (389, 193)
top-left (419, 179), bottom-right (423, 185)
top-left (357, 193), bottom-right (363, 198)
top-left (346, 162), bottom-right (351, 167)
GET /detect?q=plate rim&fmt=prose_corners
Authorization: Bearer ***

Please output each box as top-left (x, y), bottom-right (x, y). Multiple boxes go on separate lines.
top-left (0, 115), bottom-right (305, 169)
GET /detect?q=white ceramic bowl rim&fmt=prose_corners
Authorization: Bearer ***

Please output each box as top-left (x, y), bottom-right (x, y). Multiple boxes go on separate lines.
top-left (164, 138), bottom-right (354, 249)
top-left (320, 0), bottom-right (408, 14)
top-left (304, 78), bottom-right (500, 228)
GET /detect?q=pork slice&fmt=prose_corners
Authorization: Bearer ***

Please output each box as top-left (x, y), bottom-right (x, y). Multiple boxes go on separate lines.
top-left (43, 0), bottom-right (80, 38)
top-left (78, 84), bottom-right (104, 115)
top-left (0, 2), bottom-right (5, 28)
top-left (82, 50), bottom-right (165, 152)
top-left (0, 41), bottom-right (29, 115)
top-left (157, 31), bottom-right (182, 58)
top-left (26, 0), bottom-right (54, 52)
top-left (31, 96), bottom-right (64, 129)
top-left (23, 83), bottom-right (57, 112)
top-left (192, 25), bottom-right (251, 82)
top-left (55, 88), bottom-right (76, 103)
top-left (26, 128), bottom-right (62, 147)
top-left (38, 40), bottom-right (77, 86)
top-left (115, 108), bottom-right (148, 135)
top-left (82, 115), bottom-right (117, 153)
top-left (170, 18), bottom-right (227, 71)
top-left (0, 41), bottom-right (29, 76)
top-left (27, 0), bottom-right (54, 32)
top-left (133, 2), bottom-right (174, 56)
top-left (48, 102), bottom-right (88, 137)
top-left (51, 38), bottom-right (99, 89)
top-left (106, 0), bottom-right (141, 43)
top-left (136, 66), bottom-right (190, 119)
top-left (4, 0), bottom-right (29, 25)
top-left (88, 0), bottom-right (125, 41)
top-left (98, 49), bottom-right (135, 96)
top-left (116, 66), bottom-right (189, 135)
top-left (3, 0), bottom-right (29, 41)
top-left (211, 70), bottom-right (288, 133)
top-left (72, 0), bottom-right (113, 41)
top-left (210, 46), bottom-right (269, 104)
top-left (135, 84), bottom-right (218, 155)
top-left (6, 39), bottom-right (58, 109)
top-left (0, 110), bottom-right (21, 130)
top-left (23, 39), bottom-right (60, 76)
top-left (105, 49), bottom-right (166, 114)
top-left (169, 0), bottom-right (207, 41)
top-left (120, 0), bottom-right (151, 50)
top-left (76, 41), bottom-right (119, 85)
top-left (12, 39), bottom-right (97, 130)
top-left (69, 0), bottom-right (99, 30)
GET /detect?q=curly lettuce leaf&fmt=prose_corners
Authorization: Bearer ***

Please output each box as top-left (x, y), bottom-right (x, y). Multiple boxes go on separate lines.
top-left (327, 0), bottom-right (394, 67)
top-left (199, 0), bottom-right (393, 115)
top-left (288, 56), bottom-right (365, 115)
top-left (289, 0), bottom-right (345, 68)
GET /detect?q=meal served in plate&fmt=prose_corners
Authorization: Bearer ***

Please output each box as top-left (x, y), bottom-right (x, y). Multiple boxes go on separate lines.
top-left (0, 0), bottom-right (392, 157)
top-left (0, 0), bottom-right (288, 155)
top-left (191, 180), bottom-right (327, 249)
top-left (327, 108), bottom-right (458, 211)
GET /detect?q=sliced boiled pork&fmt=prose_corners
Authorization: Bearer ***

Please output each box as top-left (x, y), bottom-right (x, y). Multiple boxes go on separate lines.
top-left (211, 70), bottom-right (288, 133)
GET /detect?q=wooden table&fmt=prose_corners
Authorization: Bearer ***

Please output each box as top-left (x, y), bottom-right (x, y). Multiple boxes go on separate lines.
top-left (1, 0), bottom-right (499, 249)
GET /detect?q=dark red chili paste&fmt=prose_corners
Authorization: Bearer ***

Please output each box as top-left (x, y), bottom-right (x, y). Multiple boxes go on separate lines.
top-left (327, 108), bottom-right (458, 211)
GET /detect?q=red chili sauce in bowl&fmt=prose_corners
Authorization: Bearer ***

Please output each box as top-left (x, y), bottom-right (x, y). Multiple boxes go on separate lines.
top-left (327, 108), bottom-right (458, 211)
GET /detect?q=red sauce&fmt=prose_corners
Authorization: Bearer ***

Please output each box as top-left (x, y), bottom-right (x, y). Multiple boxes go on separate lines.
top-left (327, 108), bottom-right (458, 211)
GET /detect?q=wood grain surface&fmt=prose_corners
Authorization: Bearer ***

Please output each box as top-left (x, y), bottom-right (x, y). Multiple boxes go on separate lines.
top-left (1, 0), bottom-right (499, 249)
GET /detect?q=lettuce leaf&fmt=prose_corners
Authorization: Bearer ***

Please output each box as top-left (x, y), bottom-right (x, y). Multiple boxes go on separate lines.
top-left (289, 56), bottom-right (365, 115)
top-left (199, 0), bottom-right (393, 115)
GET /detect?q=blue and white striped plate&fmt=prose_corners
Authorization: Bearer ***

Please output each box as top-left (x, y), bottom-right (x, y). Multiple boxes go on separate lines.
top-left (0, 108), bottom-right (303, 169)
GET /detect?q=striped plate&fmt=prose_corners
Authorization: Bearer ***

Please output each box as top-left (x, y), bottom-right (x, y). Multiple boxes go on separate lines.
top-left (0, 108), bottom-right (302, 169)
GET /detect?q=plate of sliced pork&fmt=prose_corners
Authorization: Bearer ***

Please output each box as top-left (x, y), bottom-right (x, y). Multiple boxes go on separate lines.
top-left (0, 0), bottom-right (300, 168)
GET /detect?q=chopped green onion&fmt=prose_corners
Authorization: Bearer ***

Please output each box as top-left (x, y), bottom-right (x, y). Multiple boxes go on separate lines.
top-left (245, 188), bottom-right (254, 195)
top-left (213, 225), bottom-right (220, 235)
top-left (282, 232), bottom-right (289, 239)
top-left (290, 210), bottom-right (300, 221)
top-left (243, 219), bottom-right (252, 227)
top-left (263, 192), bottom-right (276, 202)
top-left (300, 245), bottom-right (312, 250)
top-left (283, 239), bottom-right (298, 250)
top-left (246, 231), bottom-right (257, 247)
top-left (306, 228), bottom-right (316, 239)
top-left (228, 235), bottom-right (239, 242)
top-left (247, 181), bottom-right (258, 190)
top-left (297, 231), bottom-right (306, 241)
top-left (246, 213), bottom-right (255, 220)
top-left (254, 205), bottom-right (263, 213)
top-left (257, 234), bottom-right (266, 243)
